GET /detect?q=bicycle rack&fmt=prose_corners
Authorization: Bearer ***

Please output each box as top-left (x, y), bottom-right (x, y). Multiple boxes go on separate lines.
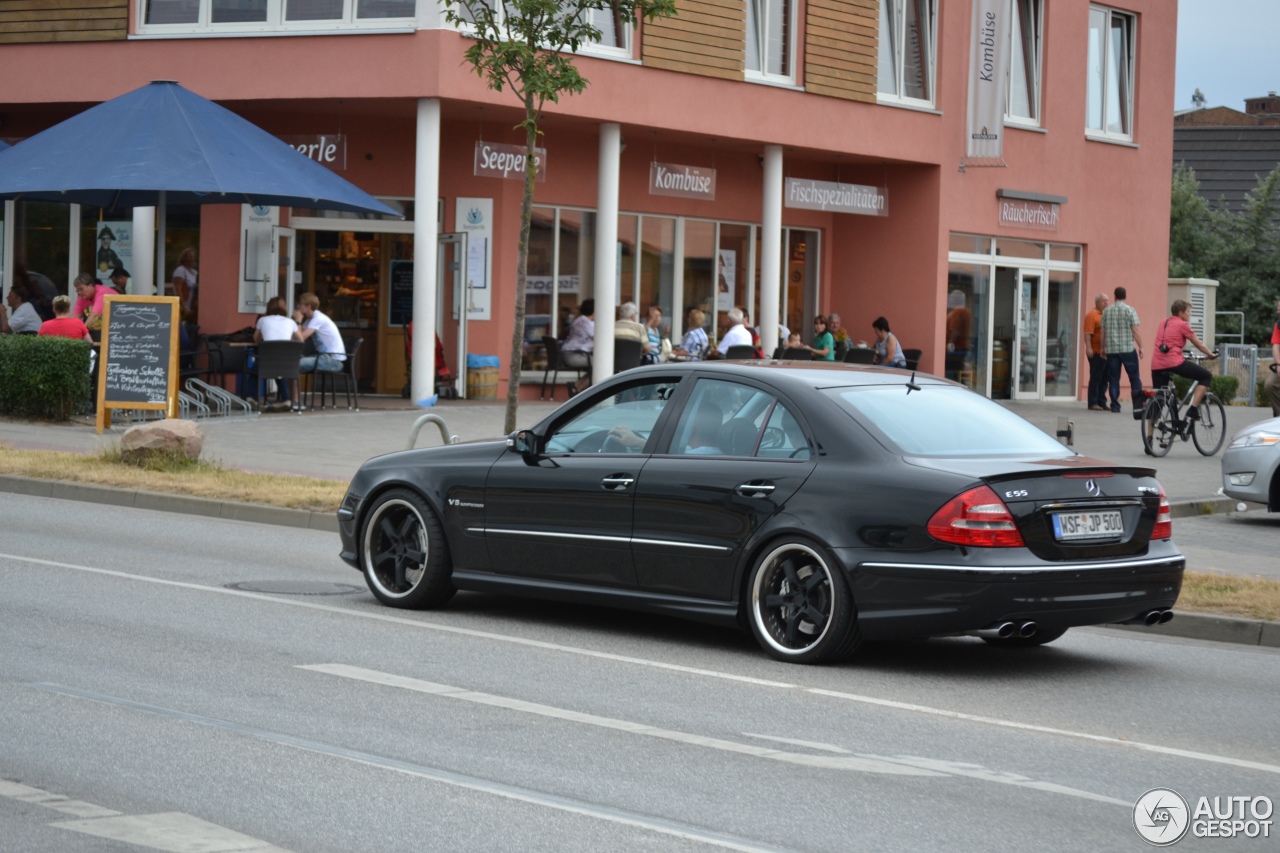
top-left (406, 414), bottom-right (460, 450)
top-left (178, 390), bottom-right (211, 419)
top-left (184, 378), bottom-right (256, 418)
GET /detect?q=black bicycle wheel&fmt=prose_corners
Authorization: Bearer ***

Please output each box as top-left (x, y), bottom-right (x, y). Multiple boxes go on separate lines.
top-left (1141, 396), bottom-right (1174, 457)
top-left (1192, 394), bottom-right (1227, 456)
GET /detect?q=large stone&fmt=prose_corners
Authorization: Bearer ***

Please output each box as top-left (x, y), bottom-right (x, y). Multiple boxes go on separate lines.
top-left (119, 418), bottom-right (204, 463)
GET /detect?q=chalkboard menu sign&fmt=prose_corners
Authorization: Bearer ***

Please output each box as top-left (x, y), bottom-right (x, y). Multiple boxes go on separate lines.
top-left (96, 296), bottom-right (181, 432)
top-left (388, 260), bottom-right (414, 327)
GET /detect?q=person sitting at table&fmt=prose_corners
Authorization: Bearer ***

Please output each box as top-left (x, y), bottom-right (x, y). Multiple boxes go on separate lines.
top-left (72, 272), bottom-right (115, 329)
top-left (614, 301), bottom-right (653, 362)
top-left (37, 296), bottom-right (92, 343)
top-left (805, 314), bottom-right (835, 360)
top-left (561, 298), bottom-right (595, 395)
top-left (642, 305), bottom-right (665, 364)
top-left (671, 307), bottom-right (709, 361)
top-left (255, 296), bottom-right (303, 344)
top-left (0, 279), bottom-right (43, 335)
top-left (861, 315), bottom-right (907, 368)
top-left (292, 292), bottom-right (346, 374)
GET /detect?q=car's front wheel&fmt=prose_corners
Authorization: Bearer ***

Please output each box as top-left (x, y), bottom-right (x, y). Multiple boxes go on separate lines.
top-left (360, 489), bottom-right (456, 609)
top-left (747, 540), bottom-right (861, 664)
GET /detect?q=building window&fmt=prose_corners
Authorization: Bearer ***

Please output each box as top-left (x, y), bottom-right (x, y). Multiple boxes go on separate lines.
top-left (452, 1), bottom-right (632, 58)
top-left (877, 0), bottom-right (937, 105)
top-left (1086, 6), bottom-right (1136, 139)
top-left (1007, 0), bottom-right (1042, 124)
top-left (746, 0), bottom-right (793, 81)
top-left (141, 0), bottom-right (416, 32)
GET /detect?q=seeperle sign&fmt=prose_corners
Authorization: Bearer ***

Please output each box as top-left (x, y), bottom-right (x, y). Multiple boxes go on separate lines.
top-left (784, 178), bottom-right (888, 216)
top-left (474, 142), bottom-right (547, 182)
top-left (649, 162), bottom-right (716, 200)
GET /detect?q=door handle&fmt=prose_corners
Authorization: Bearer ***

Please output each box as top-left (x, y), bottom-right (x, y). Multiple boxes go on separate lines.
top-left (601, 476), bottom-right (635, 490)
top-left (735, 481), bottom-right (776, 497)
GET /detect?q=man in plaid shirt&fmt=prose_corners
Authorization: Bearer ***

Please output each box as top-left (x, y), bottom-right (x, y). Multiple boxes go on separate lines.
top-left (1101, 286), bottom-right (1145, 414)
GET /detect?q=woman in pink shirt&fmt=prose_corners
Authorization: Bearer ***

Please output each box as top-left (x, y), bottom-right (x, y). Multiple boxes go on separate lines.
top-left (71, 272), bottom-right (115, 327)
top-left (1150, 299), bottom-right (1216, 412)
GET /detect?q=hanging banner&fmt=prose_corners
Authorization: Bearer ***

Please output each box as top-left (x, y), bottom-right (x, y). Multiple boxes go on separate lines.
top-left (965, 0), bottom-right (1012, 164)
top-left (649, 162), bottom-right (716, 200)
top-left (474, 142), bottom-right (546, 182)
top-left (455, 198), bottom-right (493, 321)
top-left (94, 221), bottom-right (134, 288)
top-left (784, 178), bottom-right (888, 216)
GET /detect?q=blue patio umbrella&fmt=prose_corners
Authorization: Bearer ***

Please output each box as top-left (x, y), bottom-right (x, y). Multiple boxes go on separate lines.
top-left (0, 81), bottom-right (400, 293)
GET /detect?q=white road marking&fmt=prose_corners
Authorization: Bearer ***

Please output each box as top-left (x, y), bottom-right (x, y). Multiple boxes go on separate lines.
top-left (300, 664), bottom-right (938, 777)
top-left (51, 812), bottom-right (289, 852)
top-left (0, 780), bottom-right (122, 818)
top-left (741, 734), bottom-right (851, 754)
top-left (860, 756), bottom-right (1131, 807)
top-left (8, 551), bottom-right (1280, 778)
top-left (32, 683), bottom-right (793, 853)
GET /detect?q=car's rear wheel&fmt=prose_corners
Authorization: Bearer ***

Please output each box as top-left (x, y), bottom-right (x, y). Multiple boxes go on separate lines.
top-left (981, 627), bottom-right (1068, 648)
top-left (360, 489), bottom-right (456, 608)
top-left (1141, 397), bottom-right (1174, 457)
top-left (747, 540), bottom-right (861, 664)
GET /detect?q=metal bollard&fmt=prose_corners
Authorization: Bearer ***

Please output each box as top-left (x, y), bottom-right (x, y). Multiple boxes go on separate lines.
top-left (1056, 416), bottom-right (1074, 447)
top-left (407, 414), bottom-right (460, 450)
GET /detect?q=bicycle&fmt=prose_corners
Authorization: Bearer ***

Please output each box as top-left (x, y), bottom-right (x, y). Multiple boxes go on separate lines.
top-left (1139, 352), bottom-right (1226, 457)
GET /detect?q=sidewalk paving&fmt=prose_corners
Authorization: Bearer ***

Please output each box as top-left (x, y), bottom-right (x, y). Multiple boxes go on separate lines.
top-left (2, 394), bottom-right (1276, 647)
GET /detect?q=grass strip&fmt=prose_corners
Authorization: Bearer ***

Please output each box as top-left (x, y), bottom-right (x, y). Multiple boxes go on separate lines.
top-left (0, 443), bottom-right (345, 511)
top-left (1179, 570), bottom-right (1280, 623)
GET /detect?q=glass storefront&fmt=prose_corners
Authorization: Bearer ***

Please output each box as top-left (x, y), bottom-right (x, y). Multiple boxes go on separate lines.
top-left (947, 234), bottom-right (1083, 400)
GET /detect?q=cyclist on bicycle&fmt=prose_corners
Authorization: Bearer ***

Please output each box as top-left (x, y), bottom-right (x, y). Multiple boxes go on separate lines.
top-left (1151, 299), bottom-right (1216, 417)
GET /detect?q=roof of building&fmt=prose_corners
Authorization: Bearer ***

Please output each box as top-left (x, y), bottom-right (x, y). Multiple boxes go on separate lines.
top-left (1172, 126), bottom-right (1280, 213)
top-left (1173, 106), bottom-right (1276, 127)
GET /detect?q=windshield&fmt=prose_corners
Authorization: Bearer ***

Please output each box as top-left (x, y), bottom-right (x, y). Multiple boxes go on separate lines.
top-left (823, 385), bottom-right (1070, 457)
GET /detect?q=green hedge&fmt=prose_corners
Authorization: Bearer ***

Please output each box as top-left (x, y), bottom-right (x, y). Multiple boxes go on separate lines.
top-left (0, 335), bottom-right (92, 420)
top-left (1170, 373), bottom-right (1239, 404)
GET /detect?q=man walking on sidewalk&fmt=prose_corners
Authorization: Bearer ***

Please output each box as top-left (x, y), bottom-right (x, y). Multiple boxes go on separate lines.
top-left (1082, 292), bottom-right (1111, 410)
top-left (1102, 286), bottom-right (1144, 415)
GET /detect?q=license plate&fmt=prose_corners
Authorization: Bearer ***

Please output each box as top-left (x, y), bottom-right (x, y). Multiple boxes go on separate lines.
top-left (1052, 510), bottom-right (1124, 541)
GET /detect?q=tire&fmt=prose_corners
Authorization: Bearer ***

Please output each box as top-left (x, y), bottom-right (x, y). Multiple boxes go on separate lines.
top-left (746, 540), bottom-right (861, 664)
top-left (1192, 394), bottom-right (1227, 456)
top-left (1141, 397), bottom-right (1174, 457)
top-left (359, 488), bottom-right (456, 608)
top-left (981, 627), bottom-right (1068, 648)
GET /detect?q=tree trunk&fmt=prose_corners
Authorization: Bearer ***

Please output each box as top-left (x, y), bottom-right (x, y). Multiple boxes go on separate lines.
top-left (504, 99), bottom-right (540, 434)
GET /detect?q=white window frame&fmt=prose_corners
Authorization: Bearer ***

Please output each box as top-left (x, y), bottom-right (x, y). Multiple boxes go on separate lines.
top-left (876, 0), bottom-right (939, 109)
top-left (1085, 5), bottom-right (1137, 142)
top-left (1005, 0), bottom-right (1043, 128)
top-left (135, 0), bottom-right (417, 36)
top-left (449, 2), bottom-right (635, 62)
top-left (745, 0), bottom-right (796, 85)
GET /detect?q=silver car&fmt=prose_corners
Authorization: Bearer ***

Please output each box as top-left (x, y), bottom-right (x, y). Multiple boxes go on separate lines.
top-left (1222, 415), bottom-right (1280, 510)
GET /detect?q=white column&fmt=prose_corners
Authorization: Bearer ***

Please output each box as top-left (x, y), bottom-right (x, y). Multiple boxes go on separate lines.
top-left (132, 207), bottom-right (156, 294)
top-left (759, 145), bottom-right (783, 353)
top-left (412, 98), bottom-right (441, 404)
top-left (592, 122), bottom-right (621, 384)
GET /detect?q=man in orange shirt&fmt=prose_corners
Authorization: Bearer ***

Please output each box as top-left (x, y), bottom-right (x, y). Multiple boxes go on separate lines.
top-left (1082, 292), bottom-right (1111, 410)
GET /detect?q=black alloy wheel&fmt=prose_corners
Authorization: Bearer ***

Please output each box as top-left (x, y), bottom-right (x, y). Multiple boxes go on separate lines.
top-left (360, 489), bottom-right (456, 608)
top-left (747, 540), bottom-right (861, 664)
top-left (1192, 394), bottom-right (1227, 456)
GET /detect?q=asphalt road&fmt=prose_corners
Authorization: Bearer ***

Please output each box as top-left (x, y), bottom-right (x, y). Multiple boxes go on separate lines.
top-left (3, 494), bottom-right (1278, 852)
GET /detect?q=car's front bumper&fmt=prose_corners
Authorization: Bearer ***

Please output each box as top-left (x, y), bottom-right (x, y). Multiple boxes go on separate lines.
top-left (1221, 445), bottom-right (1278, 507)
top-left (838, 546), bottom-right (1185, 640)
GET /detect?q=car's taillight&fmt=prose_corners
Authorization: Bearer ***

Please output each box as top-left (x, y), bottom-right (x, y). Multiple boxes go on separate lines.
top-left (1151, 485), bottom-right (1172, 540)
top-left (927, 485), bottom-right (1025, 547)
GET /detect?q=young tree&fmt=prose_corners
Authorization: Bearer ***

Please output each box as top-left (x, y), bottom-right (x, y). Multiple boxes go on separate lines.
top-left (442, 0), bottom-right (677, 433)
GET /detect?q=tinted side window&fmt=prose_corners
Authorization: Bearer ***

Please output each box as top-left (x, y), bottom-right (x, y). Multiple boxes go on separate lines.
top-left (665, 378), bottom-right (809, 458)
top-left (544, 379), bottom-right (680, 454)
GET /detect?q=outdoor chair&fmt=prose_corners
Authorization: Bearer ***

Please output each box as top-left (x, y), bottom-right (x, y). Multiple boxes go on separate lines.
top-left (613, 338), bottom-right (643, 374)
top-left (540, 335), bottom-right (589, 400)
top-left (844, 348), bottom-right (877, 364)
top-left (782, 347), bottom-right (813, 360)
top-left (206, 337), bottom-right (251, 395)
top-left (725, 344), bottom-right (759, 360)
top-left (253, 340), bottom-right (304, 412)
top-left (903, 348), bottom-right (923, 371)
top-left (309, 336), bottom-right (362, 410)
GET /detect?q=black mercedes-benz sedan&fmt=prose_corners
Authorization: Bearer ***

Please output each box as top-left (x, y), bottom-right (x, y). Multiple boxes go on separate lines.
top-left (338, 362), bottom-right (1183, 664)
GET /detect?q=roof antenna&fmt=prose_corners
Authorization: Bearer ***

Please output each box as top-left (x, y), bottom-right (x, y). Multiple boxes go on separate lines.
top-left (906, 371), bottom-right (921, 394)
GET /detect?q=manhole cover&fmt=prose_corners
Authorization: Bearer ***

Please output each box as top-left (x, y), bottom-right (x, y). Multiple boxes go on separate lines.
top-left (226, 581), bottom-right (364, 596)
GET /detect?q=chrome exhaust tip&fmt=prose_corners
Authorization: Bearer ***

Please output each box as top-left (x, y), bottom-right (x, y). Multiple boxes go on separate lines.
top-left (1018, 621), bottom-right (1038, 638)
top-left (1143, 610), bottom-right (1162, 626)
top-left (1158, 609), bottom-right (1174, 624)
top-left (975, 621), bottom-right (1016, 639)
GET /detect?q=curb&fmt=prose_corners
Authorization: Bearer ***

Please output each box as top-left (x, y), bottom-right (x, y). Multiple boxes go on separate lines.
top-left (1, 475), bottom-right (1274, 648)
top-left (0, 474), bottom-right (338, 533)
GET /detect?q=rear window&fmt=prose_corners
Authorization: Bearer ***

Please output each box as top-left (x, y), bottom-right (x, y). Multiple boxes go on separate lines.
top-left (824, 385), bottom-right (1069, 457)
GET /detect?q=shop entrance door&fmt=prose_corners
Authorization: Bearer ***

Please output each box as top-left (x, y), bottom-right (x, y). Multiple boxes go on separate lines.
top-left (436, 232), bottom-right (467, 398)
top-left (270, 227), bottom-right (296, 309)
top-left (1015, 270), bottom-right (1043, 399)
top-left (992, 266), bottom-right (1045, 400)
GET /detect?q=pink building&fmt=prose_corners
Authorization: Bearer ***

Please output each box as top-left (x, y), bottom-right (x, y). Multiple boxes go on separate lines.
top-left (0, 0), bottom-right (1175, 403)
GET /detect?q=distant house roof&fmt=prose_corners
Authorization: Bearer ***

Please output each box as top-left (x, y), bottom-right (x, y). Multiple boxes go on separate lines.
top-left (1172, 126), bottom-right (1280, 213)
top-left (1173, 106), bottom-right (1275, 127)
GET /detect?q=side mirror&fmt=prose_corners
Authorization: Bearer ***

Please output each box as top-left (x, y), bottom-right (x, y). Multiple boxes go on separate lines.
top-left (508, 429), bottom-right (539, 457)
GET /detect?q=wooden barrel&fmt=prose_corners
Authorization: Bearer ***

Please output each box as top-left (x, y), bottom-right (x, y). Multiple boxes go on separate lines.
top-left (466, 366), bottom-right (498, 399)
